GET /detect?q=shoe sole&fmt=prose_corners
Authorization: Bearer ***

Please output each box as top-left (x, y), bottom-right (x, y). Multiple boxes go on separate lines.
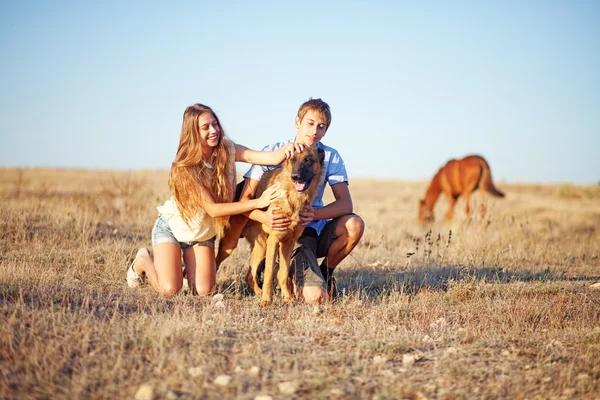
top-left (127, 248), bottom-right (149, 288)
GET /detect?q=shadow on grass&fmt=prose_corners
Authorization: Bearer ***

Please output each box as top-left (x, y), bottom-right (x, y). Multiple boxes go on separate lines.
top-left (336, 265), bottom-right (600, 300)
top-left (215, 263), bottom-right (600, 303)
top-left (3, 266), bottom-right (598, 311)
top-left (0, 281), bottom-right (181, 316)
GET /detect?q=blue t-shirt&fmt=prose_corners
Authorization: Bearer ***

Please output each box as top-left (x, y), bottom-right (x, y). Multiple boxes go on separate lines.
top-left (244, 140), bottom-right (349, 235)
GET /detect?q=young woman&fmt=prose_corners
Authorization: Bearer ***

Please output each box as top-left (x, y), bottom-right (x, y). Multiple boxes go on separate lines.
top-left (127, 103), bottom-right (303, 296)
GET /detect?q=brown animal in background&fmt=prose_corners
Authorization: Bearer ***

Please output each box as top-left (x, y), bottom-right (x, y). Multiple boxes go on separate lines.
top-left (419, 155), bottom-right (505, 225)
top-left (241, 146), bottom-right (325, 306)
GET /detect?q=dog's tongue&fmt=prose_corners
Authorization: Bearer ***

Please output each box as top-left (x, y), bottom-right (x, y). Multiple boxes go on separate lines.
top-left (295, 181), bottom-right (307, 191)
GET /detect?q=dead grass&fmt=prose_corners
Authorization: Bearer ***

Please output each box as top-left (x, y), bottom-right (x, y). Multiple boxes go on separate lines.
top-left (1, 168), bottom-right (599, 399)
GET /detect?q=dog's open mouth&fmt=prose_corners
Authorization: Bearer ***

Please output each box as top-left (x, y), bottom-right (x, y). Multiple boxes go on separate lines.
top-left (292, 176), bottom-right (313, 192)
top-left (294, 180), bottom-right (308, 192)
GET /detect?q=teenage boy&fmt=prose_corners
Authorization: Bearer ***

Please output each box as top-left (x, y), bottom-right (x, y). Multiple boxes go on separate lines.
top-left (219, 98), bottom-right (364, 303)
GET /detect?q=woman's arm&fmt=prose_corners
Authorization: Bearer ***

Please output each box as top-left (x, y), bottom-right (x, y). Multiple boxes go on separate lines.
top-left (235, 142), bottom-right (304, 165)
top-left (242, 178), bottom-right (292, 231)
top-left (197, 182), bottom-right (282, 218)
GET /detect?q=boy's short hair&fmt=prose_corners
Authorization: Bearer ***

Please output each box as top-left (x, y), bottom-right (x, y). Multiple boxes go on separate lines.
top-left (297, 98), bottom-right (332, 131)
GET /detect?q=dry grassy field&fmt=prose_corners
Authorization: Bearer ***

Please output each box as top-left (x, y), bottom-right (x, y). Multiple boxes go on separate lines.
top-left (1, 168), bottom-right (599, 399)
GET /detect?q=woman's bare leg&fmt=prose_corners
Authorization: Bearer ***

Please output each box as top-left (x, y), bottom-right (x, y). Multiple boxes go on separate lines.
top-left (183, 245), bottom-right (217, 296)
top-left (132, 243), bottom-right (184, 296)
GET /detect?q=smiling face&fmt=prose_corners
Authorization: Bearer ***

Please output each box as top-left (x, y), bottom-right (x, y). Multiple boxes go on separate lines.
top-left (295, 109), bottom-right (328, 147)
top-left (198, 112), bottom-right (221, 152)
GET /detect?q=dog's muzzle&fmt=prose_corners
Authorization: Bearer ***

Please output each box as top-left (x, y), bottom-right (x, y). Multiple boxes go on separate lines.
top-left (291, 173), bottom-right (314, 192)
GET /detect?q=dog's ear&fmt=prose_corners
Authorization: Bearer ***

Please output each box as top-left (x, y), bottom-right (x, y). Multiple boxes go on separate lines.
top-left (317, 148), bottom-right (325, 165)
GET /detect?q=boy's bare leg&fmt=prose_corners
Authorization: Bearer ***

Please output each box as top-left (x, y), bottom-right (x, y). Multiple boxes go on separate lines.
top-left (323, 215), bottom-right (365, 270)
top-left (301, 286), bottom-right (327, 304)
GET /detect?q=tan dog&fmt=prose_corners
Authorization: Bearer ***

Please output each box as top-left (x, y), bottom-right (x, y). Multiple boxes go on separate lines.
top-left (419, 154), bottom-right (505, 225)
top-left (242, 146), bottom-right (325, 306)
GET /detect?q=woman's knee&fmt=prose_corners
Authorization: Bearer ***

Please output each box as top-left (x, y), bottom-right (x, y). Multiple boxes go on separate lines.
top-left (158, 285), bottom-right (182, 297)
top-left (157, 281), bottom-right (183, 297)
top-left (193, 282), bottom-right (215, 297)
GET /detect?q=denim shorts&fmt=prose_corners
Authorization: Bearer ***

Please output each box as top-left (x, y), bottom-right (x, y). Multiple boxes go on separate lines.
top-left (151, 213), bottom-right (215, 252)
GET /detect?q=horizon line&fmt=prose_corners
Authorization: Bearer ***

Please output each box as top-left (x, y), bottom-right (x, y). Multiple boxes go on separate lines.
top-left (1, 166), bottom-right (597, 187)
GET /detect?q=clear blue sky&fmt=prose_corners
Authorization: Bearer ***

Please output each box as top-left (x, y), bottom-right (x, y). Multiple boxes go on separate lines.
top-left (1, 1), bottom-right (598, 184)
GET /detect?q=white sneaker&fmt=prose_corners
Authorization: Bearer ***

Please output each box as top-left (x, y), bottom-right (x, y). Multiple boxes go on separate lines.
top-left (127, 265), bottom-right (144, 288)
top-left (127, 249), bottom-right (148, 288)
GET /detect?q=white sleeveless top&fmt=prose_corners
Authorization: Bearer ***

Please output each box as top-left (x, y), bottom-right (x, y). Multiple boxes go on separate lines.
top-left (157, 139), bottom-right (236, 243)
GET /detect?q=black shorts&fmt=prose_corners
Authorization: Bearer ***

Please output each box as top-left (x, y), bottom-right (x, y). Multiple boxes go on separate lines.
top-left (291, 213), bottom-right (358, 288)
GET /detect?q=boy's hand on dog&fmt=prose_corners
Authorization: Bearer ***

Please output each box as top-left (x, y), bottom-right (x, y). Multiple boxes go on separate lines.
top-left (298, 205), bottom-right (314, 226)
top-left (262, 205), bottom-right (291, 231)
top-left (257, 183), bottom-right (282, 209)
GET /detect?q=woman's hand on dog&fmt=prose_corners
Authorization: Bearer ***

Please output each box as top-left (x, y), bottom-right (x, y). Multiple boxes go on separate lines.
top-left (283, 142), bottom-right (305, 159)
top-left (256, 183), bottom-right (282, 209)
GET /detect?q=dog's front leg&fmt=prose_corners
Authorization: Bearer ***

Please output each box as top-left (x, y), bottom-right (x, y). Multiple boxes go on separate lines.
top-left (261, 235), bottom-right (279, 307)
top-left (248, 233), bottom-right (267, 296)
top-left (278, 239), bottom-right (295, 303)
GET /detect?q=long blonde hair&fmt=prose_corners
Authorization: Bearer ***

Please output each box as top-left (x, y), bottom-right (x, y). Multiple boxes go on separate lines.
top-left (169, 104), bottom-right (235, 238)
